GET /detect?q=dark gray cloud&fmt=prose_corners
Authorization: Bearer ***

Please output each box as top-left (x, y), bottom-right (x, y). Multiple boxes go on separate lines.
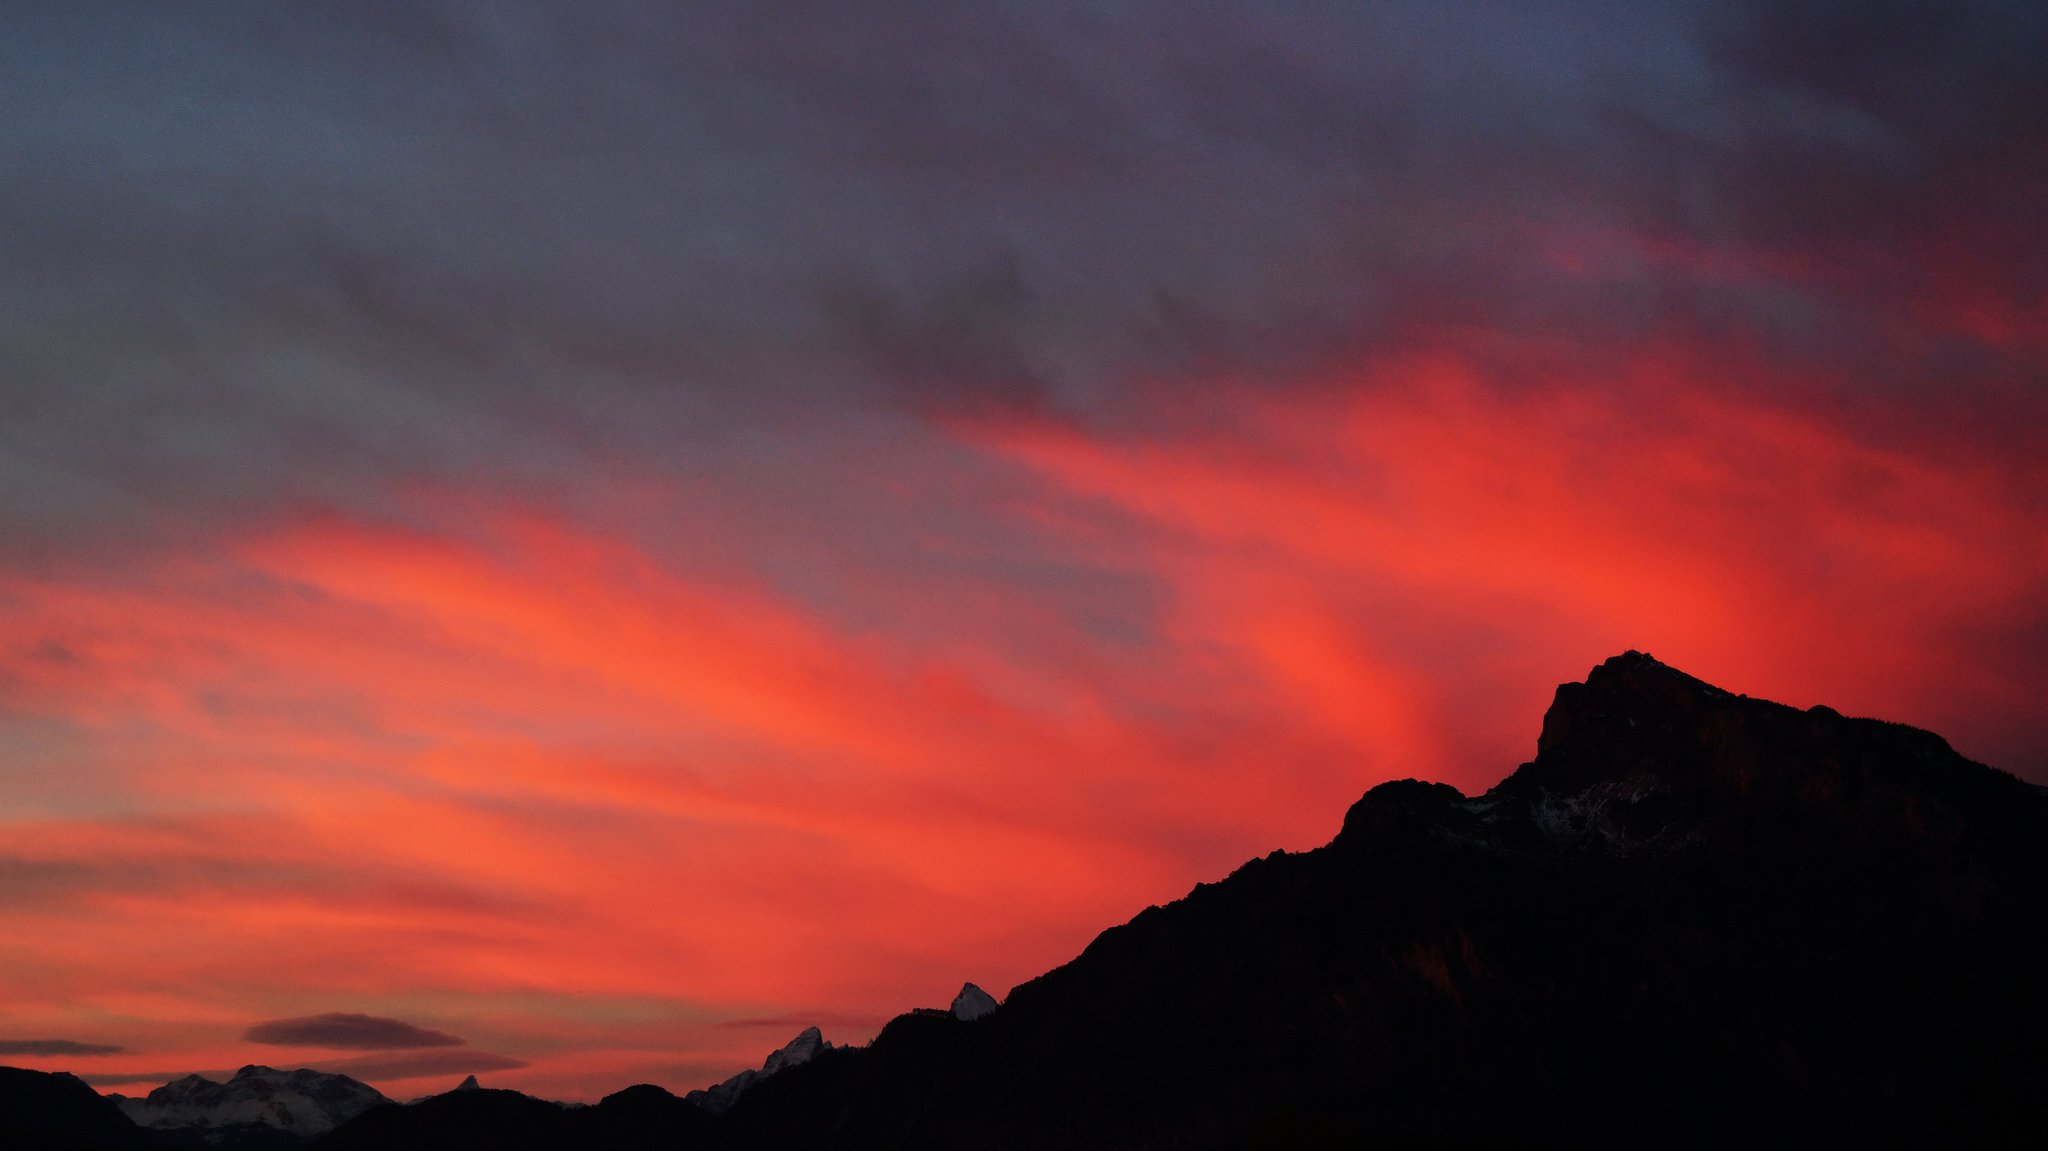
top-left (318, 1048), bottom-right (528, 1081)
top-left (0, 1), bottom-right (2040, 548)
top-left (243, 1012), bottom-right (463, 1050)
top-left (0, 1038), bottom-right (125, 1056)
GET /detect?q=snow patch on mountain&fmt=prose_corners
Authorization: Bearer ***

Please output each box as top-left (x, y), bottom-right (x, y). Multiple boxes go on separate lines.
top-left (950, 982), bottom-right (999, 1021)
top-left (115, 1065), bottom-right (388, 1142)
top-left (686, 1027), bottom-right (831, 1116)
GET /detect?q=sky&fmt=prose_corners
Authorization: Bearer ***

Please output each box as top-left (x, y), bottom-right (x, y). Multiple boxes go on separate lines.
top-left (1, 0), bottom-right (2044, 1103)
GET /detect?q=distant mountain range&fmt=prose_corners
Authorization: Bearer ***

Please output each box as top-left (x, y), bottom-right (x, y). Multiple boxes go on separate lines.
top-left (113, 1065), bottom-right (388, 1147)
top-left (0, 1064), bottom-right (391, 1151)
top-left (8, 652), bottom-right (2044, 1148)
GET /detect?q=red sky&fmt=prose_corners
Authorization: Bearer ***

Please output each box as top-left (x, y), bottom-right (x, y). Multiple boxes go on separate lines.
top-left (2, 1), bottom-right (2044, 1103)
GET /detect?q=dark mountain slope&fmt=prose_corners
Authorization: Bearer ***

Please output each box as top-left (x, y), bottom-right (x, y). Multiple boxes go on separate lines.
top-left (726, 652), bottom-right (2048, 1148)
top-left (0, 1066), bottom-right (166, 1151)
top-left (309, 1083), bottom-right (728, 1151)
top-left (309, 1087), bottom-right (577, 1151)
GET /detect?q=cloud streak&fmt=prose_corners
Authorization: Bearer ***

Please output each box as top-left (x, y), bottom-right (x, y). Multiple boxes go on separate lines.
top-left (0, 1039), bottom-right (125, 1057)
top-left (318, 1049), bottom-right (528, 1082)
top-left (244, 1014), bottom-right (464, 1051)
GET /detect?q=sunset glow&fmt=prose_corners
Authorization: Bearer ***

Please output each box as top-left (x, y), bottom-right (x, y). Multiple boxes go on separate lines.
top-left (2, 0), bottom-right (2043, 1103)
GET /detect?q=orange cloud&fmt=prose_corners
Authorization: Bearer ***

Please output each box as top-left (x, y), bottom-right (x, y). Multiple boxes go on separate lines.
top-left (0, 493), bottom-right (1335, 1095)
top-left (964, 351), bottom-right (2048, 782)
top-left (1, 355), bottom-right (2041, 1099)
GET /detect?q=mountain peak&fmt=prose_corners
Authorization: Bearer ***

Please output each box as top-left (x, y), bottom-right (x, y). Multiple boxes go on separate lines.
top-left (1471, 651), bottom-right (2027, 855)
top-left (761, 1026), bottom-right (827, 1075)
top-left (1521, 651), bottom-right (1822, 793)
top-left (950, 982), bottom-right (999, 1021)
top-left (686, 1025), bottom-right (834, 1115)
top-left (1339, 778), bottom-right (1468, 841)
top-left (1535, 650), bottom-right (1729, 756)
top-left (456, 1075), bottom-right (482, 1091)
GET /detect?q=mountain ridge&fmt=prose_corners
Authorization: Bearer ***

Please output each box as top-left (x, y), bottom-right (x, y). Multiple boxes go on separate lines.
top-left (115, 1064), bottom-right (388, 1145)
top-left (721, 651), bottom-right (2048, 1147)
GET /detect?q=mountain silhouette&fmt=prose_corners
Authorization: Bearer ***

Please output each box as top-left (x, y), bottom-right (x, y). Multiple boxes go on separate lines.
top-left (0, 1067), bottom-right (165, 1150)
top-left (12, 653), bottom-right (2043, 1148)
top-left (720, 652), bottom-right (2048, 1148)
top-left (308, 1082), bottom-right (729, 1151)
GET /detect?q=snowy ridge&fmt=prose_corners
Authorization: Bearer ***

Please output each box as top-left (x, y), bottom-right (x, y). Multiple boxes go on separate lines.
top-left (114, 1065), bottom-right (387, 1141)
top-left (686, 1026), bottom-right (831, 1116)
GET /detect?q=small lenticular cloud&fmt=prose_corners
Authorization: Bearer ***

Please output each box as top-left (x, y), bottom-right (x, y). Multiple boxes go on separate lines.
top-left (242, 1012), bottom-right (463, 1050)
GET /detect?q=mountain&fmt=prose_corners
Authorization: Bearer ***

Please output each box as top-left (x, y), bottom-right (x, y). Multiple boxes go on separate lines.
top-left (948, 983), bottom-right (999, 1022)
top-left (291, 652), bottom-right (2048, 1145)
top-left (0, 1066), bottom-right (164, 1151)
top-left (114, 1066), bottom-right (387, 1149)
top-left (685, 1027), bottom-right (832, 1116)
top-left (308, 1083), bottom-right (726, 1151)
top-left (308, 1086), bottom-right (580, 1151)
top-left (720, 652), bottom-right (2048, 1148)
